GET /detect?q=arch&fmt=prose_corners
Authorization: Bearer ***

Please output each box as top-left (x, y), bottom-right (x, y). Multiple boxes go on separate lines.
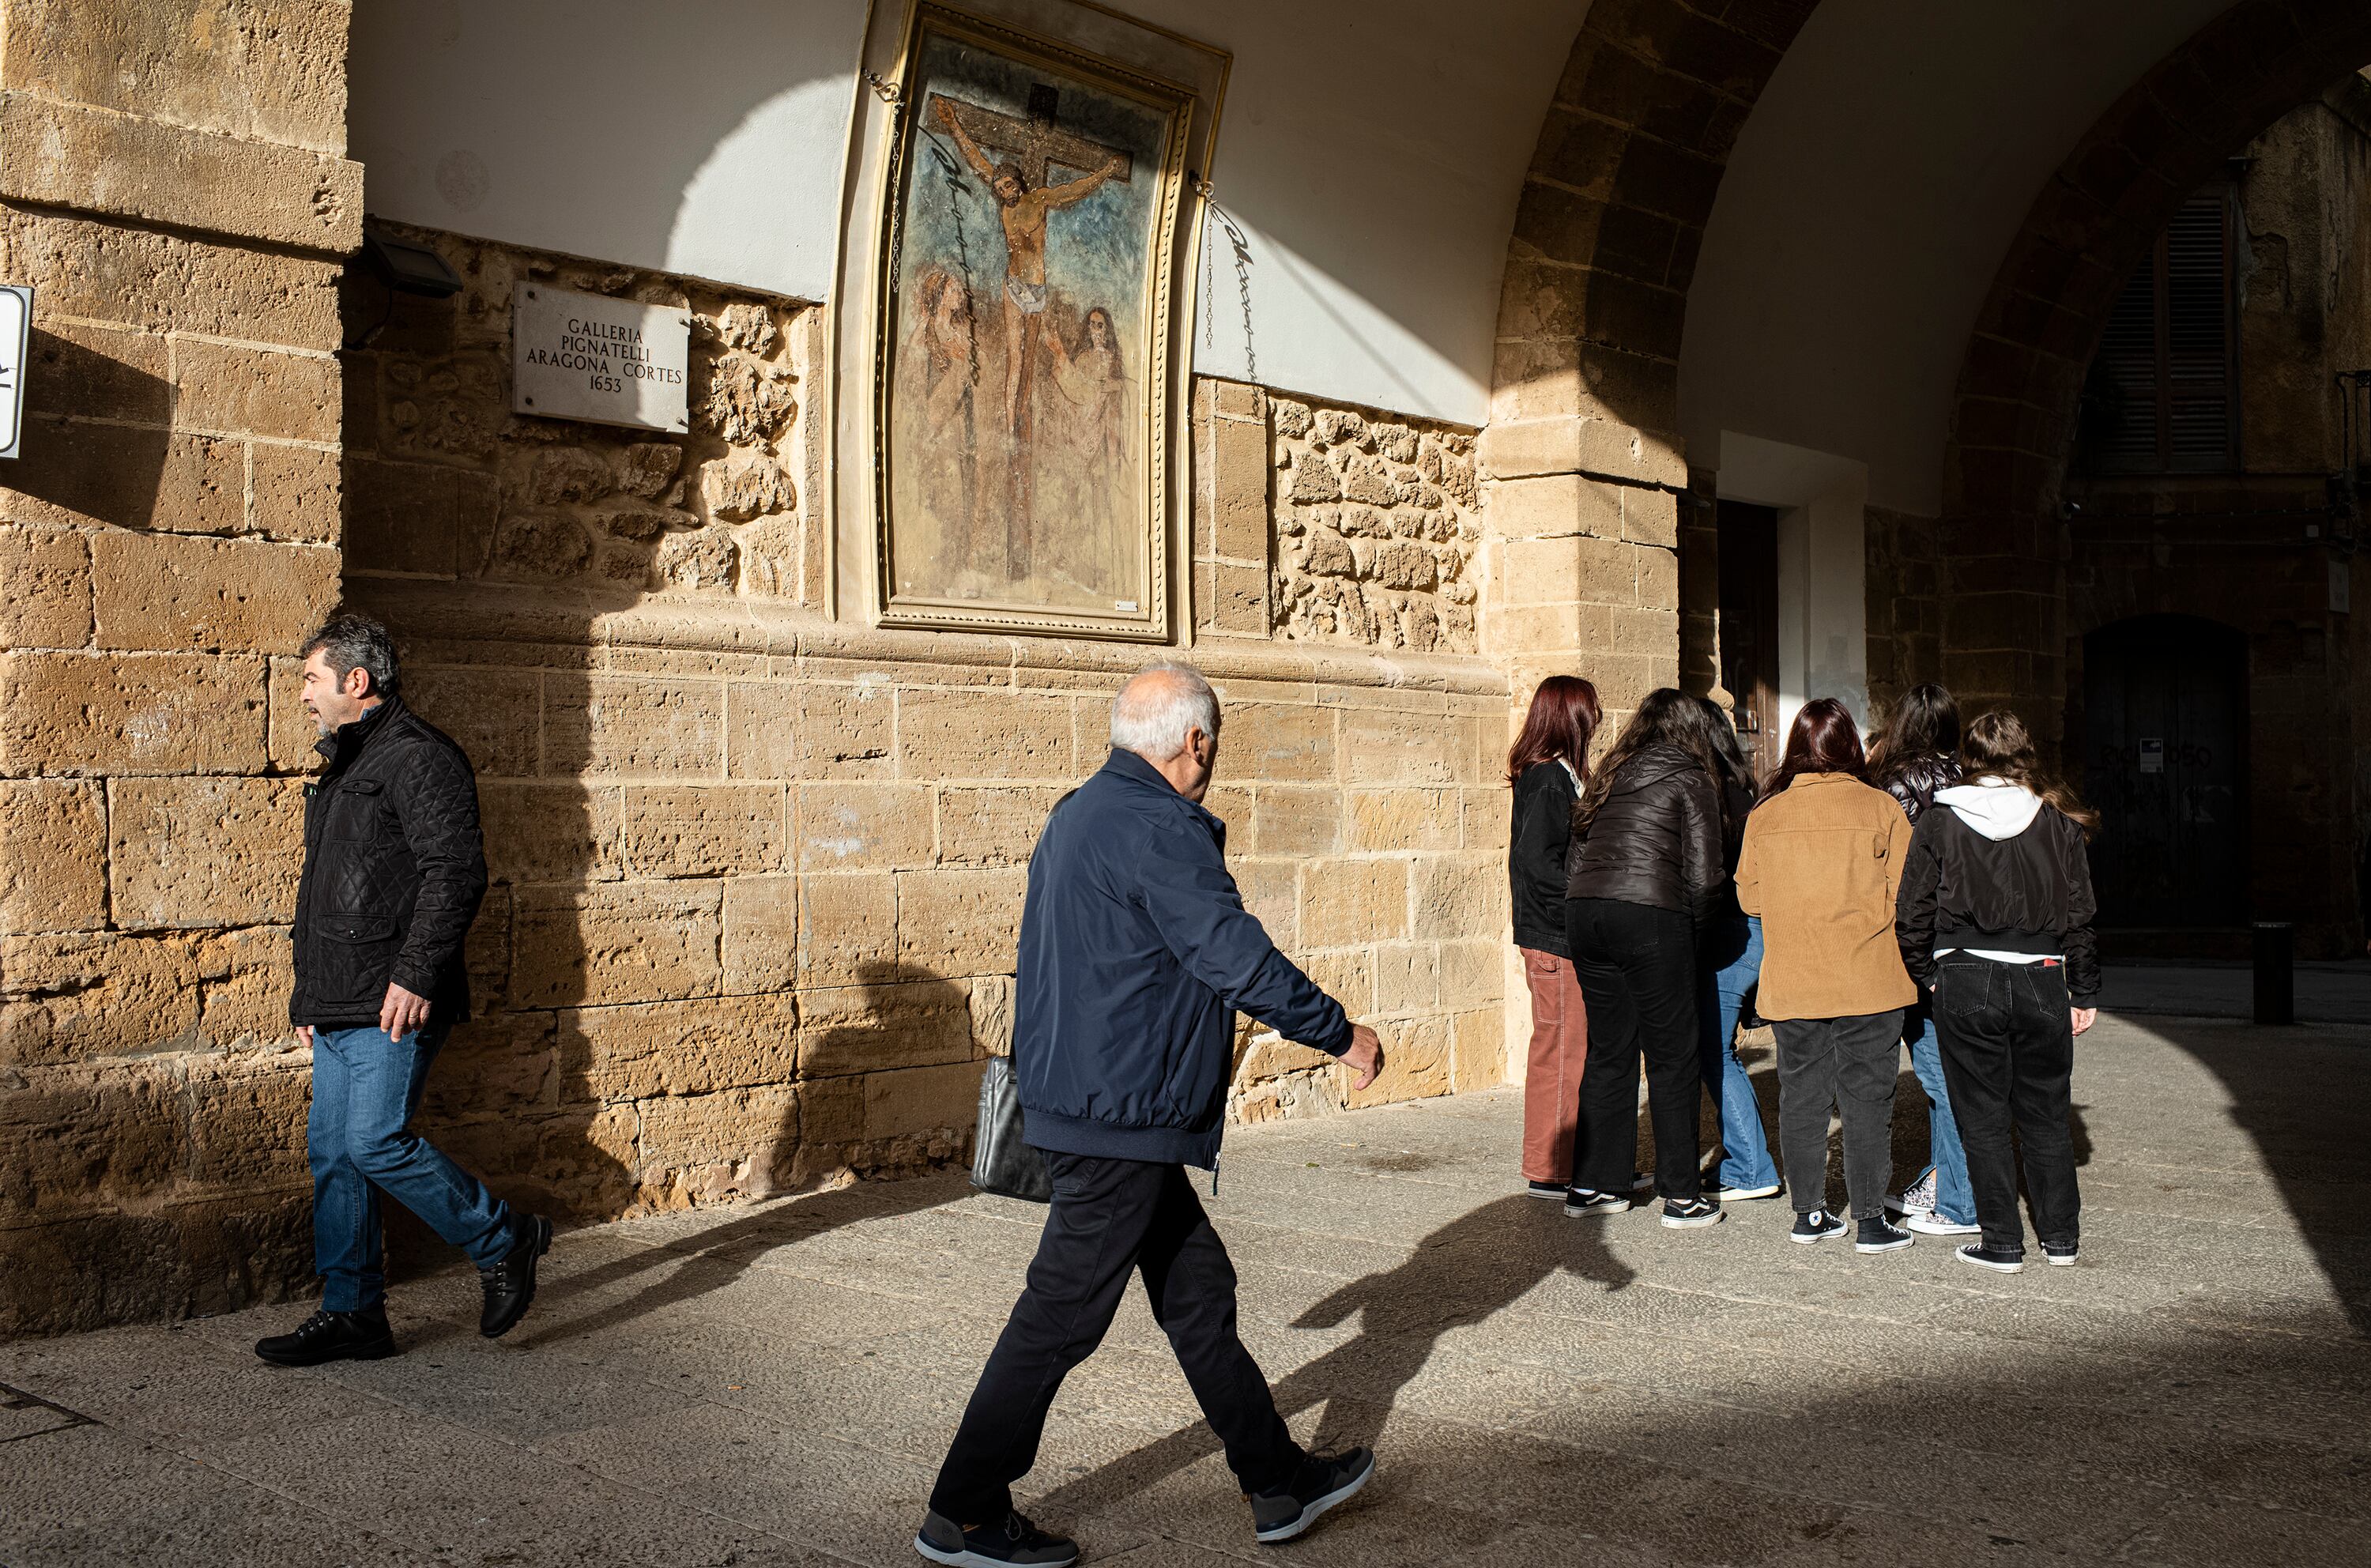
top-left (1932, 0), bottom-right (2371, 729)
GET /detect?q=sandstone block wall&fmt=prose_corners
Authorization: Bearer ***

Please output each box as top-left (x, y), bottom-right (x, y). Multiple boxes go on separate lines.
top-left (0, 0), bottom-right (356, 1336)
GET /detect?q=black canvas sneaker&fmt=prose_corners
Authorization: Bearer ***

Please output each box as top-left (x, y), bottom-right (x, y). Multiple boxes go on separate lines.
top-left (1789, 1208), bottom-right (1849, 1244)
top-left (914, 1510), bottom-right (1078, 1567)
top-left (1563, 1187), bottom-right (1631, 1217)
top-left (1250, 1447), bottom-right (1376, 1544)
top-left (254, 1306), bottom-right (398, 1366)
top-left (1854, 1215), bottom-right (1915, 1253)
top-left (1526, 1180), bottom-right (1566, 1200)
top-left (1704, 1179), bottom-right (1782, 1201)
top-left (1660, 1197), bottom-right (1725, 1229)
top-left (2041, 1241), bottom-right (2079, 1266)
top-left (1956, 1242), bottom-right (2027, 1274)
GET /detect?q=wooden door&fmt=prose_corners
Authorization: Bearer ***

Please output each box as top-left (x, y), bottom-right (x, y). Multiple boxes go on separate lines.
top-left (2082, 615), bottom-right (2248, 925)
top-left (1716, 500), bottom-right (1781, 779)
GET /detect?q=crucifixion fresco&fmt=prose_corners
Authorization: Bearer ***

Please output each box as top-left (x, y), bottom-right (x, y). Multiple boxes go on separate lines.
top-left (879, 13), bottom-right (1186, 635)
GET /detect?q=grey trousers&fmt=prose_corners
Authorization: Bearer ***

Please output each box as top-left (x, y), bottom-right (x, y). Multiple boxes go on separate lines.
top-left (1773, 1010), bottom-right (1905, 1220)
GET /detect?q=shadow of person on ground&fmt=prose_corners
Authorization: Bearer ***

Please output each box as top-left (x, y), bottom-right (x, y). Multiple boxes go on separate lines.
top-left (1031, 1193), bottom-right (1634, 1516)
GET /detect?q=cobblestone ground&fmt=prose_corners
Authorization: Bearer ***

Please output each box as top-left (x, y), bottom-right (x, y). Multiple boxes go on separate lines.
top-left (3, 1008), bottom-right (2365, 1567)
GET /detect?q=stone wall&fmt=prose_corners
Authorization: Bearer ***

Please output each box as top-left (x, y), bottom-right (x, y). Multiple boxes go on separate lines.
top-left (0, 0), bottom-right (359, 1336)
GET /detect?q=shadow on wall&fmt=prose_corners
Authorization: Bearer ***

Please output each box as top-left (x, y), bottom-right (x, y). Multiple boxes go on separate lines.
top-left (8, 329), bottom-right (176, 533)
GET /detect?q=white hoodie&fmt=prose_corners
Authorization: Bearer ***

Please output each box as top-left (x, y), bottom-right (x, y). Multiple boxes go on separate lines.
top-left (1931, 778), bottom-right (2055, 963)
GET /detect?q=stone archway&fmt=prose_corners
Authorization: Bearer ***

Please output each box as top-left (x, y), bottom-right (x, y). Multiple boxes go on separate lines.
top-left (1480, 0), bottom-right (1821, 722)
top-left (1929, 0), bottom-right (2371, 741)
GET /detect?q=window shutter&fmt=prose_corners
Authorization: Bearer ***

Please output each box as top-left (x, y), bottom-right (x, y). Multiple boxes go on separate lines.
top-left (2083, 188), bottom-right (2237, 473)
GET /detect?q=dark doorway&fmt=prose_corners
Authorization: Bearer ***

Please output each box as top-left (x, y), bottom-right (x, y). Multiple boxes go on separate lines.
top-left (2082, 615), bottom-right (2248, 926)
top-left (1716, 501), bottom-right (1781, 778)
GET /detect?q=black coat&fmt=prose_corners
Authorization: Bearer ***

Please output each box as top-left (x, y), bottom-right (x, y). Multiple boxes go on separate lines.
top-left (1874, 751), bottom-right (1962, 823)
top-left (1563, 742), bottom-right (1725, 925)
top-left (1508, 761), bottom-right (1578, 957)
top-left (289, 697), bottom-right (488, 1028)
top-left (1895, 801), bottom-right (2101, 1001)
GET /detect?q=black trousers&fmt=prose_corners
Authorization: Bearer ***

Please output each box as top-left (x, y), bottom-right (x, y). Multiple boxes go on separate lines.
top-left (1772, 1010), bottom-right (1905, 1219)
top-left (929, 1152), bottom-right (1302, 1522)
top-left (1932, 954), bottom-right (2080, 1252)
top-left (1565, 898), bottom-right (1702, 1199)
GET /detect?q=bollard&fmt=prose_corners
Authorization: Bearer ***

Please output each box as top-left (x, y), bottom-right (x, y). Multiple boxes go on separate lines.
top-left (2252, 922), bottom-right (2294, 1025)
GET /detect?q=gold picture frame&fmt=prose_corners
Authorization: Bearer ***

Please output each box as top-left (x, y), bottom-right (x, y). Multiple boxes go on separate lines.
top-left (872, 2), bottom-right (1195, 639)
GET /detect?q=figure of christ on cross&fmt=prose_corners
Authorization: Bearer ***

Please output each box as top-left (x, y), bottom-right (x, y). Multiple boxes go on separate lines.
top-left (929, 89), bottom-right (1130, 578)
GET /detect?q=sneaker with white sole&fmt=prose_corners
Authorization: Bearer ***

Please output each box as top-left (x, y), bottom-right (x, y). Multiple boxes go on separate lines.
top-left (1854, 1215), bottom-right (1915, 1253)
top-left (1526, 1180), bottom-right (1566, 1200)
top-left (1704, 1179), bottom-right (1783, 1202)
top-left (2041, 1241), bottom-right (2079, 1266)
top-left (1660, 1197), bottom-right (1725, 1229)
top-left (1905, 1211), bottom-right (1981, 1237)
top-left (1955, 1242), bottom-right (2026, 1274)
top-left (1886, 1170), bottom-right (1939, 1216)
top-left (1563, 1188), bottom-right (1630, 1217)
top-left (914, 1510), bottom-right (1078, 1567)
top-left (1250, 1447), bottom-right (1375, 1544)
top-left (1789, 1208), bottom-right (1848, 1244)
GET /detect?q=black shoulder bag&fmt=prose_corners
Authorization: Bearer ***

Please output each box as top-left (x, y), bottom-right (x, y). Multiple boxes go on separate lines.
top-left (971, 1054), bottom-right (1052, 1203)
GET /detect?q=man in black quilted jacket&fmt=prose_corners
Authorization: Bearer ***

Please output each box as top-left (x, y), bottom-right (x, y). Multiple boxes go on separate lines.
top-left (254, 613), bottom-right (552, 1367)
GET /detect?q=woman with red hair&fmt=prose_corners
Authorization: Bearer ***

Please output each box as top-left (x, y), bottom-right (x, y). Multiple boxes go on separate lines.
top-left (1736, 698), bottom-right (1920, 1255)
top-left (1506, 676), bottom-right (1600, 1197)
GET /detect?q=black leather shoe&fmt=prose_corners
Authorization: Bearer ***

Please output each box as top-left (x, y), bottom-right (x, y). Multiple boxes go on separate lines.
top-left (479, 1215), bottom-right (552, 1338)
top-left (254, 1306), bottom-right (398, 1366)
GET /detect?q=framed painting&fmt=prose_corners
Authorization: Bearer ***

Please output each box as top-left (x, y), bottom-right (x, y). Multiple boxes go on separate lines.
top-left (874, 3), bottom-right (1193, 638)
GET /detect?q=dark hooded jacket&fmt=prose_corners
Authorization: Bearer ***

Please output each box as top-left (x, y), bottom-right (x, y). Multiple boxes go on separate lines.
top-left (289, 697), bottom-right (488, 1029)
top-left (1562, 741), bottom-right (1725, 926)
top-left (1508, 760), bottom-right (1580, 956)
top-left (1895, 780), bottom-right (2101, 1001)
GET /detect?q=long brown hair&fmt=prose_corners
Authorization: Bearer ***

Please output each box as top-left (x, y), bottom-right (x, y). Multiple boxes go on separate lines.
top-left (1866, 682), bottom-right (1958, 779)
top-left (1758, 696), bottom-right (1867, 804)
top-left (1572, 688), bottom-right (1730, 837)
top-left (1961, 710), bottom-right (2101, 838)
top-left (1506, 675), bottom-right (1601, 786)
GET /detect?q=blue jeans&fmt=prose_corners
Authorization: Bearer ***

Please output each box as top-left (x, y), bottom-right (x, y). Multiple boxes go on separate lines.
top-left (308, 1023), bottom-right (516, 1312)
top-left (1698, 915), bottom-right (1781, 1190)
top-left (1904, 1004), bottom-right (1977, 1225)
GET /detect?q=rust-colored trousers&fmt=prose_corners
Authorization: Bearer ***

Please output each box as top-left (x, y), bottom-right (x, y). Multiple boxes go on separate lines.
top-left (1520, 947), bottom-right (1589, 1183)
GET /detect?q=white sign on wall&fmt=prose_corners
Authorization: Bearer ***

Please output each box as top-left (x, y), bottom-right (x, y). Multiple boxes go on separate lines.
top-left (511, 284), bottom-right (689, 432)
top-left (0, 285), bottom-right (31, 460)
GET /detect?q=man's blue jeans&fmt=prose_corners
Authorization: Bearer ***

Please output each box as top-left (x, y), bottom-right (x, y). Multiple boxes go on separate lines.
top-left (1904, 1004), bottom-right (1978, 1225)
top-left (308, 1023), bottom-right (516, 1312)
top-left (1698, 915), bottom-right (1781, 1190)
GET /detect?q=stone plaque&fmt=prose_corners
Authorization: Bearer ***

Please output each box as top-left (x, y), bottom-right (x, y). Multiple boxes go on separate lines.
top-left (511, 284), bottom-right (689, 432)
top-left (0, 285), bottom-right (30, 460)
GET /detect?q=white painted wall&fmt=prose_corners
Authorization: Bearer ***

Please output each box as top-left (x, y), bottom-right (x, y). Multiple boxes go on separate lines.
top-left (1679, 0), bottom-right (2235, 515)
top-left (349, 0), bottom-right (870, 303)
top-left (349, 0), bottom-right (1586, 424)
top-left (1709, 432), bottom-right (1870, 733)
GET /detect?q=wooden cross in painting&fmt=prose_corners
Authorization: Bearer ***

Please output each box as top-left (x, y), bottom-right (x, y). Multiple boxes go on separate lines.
top-left (929, 83), bottom-right (1133, 576)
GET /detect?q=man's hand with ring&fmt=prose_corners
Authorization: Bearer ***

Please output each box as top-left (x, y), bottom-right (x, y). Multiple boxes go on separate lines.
top-left (1341, 1024), bottom-right (1384, 1091)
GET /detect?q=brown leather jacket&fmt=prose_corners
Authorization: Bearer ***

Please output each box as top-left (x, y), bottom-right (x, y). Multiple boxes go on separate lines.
top-left (1562, 743), bottom-right (1725, 925)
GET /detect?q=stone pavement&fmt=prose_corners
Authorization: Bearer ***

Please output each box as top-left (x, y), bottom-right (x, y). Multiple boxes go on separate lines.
top-left (2, 1008), bottom-right (2365, 1568)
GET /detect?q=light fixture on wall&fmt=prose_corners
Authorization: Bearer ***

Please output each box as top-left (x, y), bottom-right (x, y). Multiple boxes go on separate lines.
top-left (342, 225), bottom-right (464, 352)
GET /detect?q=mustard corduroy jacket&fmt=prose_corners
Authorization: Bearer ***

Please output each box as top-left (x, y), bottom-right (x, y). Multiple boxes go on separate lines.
top-left (1735, 771), bottom-right (1917, 1022)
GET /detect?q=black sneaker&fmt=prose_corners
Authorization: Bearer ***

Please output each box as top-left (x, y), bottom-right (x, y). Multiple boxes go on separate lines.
top-left (1629, 1170), bottom-right (1656, 1192)
top-left (1854, 1215), bottom-right (1914, 1253)
top-left (1704, 1179), bottom-right (1782, 1202)
top-left (479, 1215), bottom-right (553, 1338)
top-left (1563, 1187), bottom-right (1630, 1217)
top-left (2041, 1241), bottom-right (2079, 1267)
top-left (1789, 1209), bottom-right (1848, 1244)
top-left (1955, 1242), bottom-right (2026, 1274)
top-left (1526, 1179), bottom-right (1566, 1200)
top-left (914, 1510), bottom-right (1077, 1566)
top-left (1250, 1447), bottom-right (1376, 1544)
top-left (254, 1306), bottom-right (398, 1367)
top-left (1660, 1197), bottom-right (1725, 1229)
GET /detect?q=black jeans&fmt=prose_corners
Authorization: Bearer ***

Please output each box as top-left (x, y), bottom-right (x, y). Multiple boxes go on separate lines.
top-left (1772, 1010), bottom-right (1905, 1219)
top-left (930, 1152), bottom-right (1302, 1522)
top-left (1932, 955), bottom-right (2080, 1253)
top-left (1565, 898), bottom-right (1702, 1199)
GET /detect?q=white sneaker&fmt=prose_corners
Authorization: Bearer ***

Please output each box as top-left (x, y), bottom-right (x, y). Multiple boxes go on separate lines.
top-left (1887, 1170), bottom-right (1938, 1216)
top-left (1905, 1212), bottom-right (1981, 1237)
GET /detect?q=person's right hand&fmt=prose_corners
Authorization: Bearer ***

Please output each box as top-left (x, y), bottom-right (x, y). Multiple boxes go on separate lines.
top-left (294, 1024), bottom-right (313, 1049)
top-left (2071, 1006), bottom-right (2097, 1037)
top-left (1340, 1024), bottom-right (1384, 1091)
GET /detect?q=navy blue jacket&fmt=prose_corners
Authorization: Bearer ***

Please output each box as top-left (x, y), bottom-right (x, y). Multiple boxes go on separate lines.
top-left (1016, 748), bottom-right (1353, 1167)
